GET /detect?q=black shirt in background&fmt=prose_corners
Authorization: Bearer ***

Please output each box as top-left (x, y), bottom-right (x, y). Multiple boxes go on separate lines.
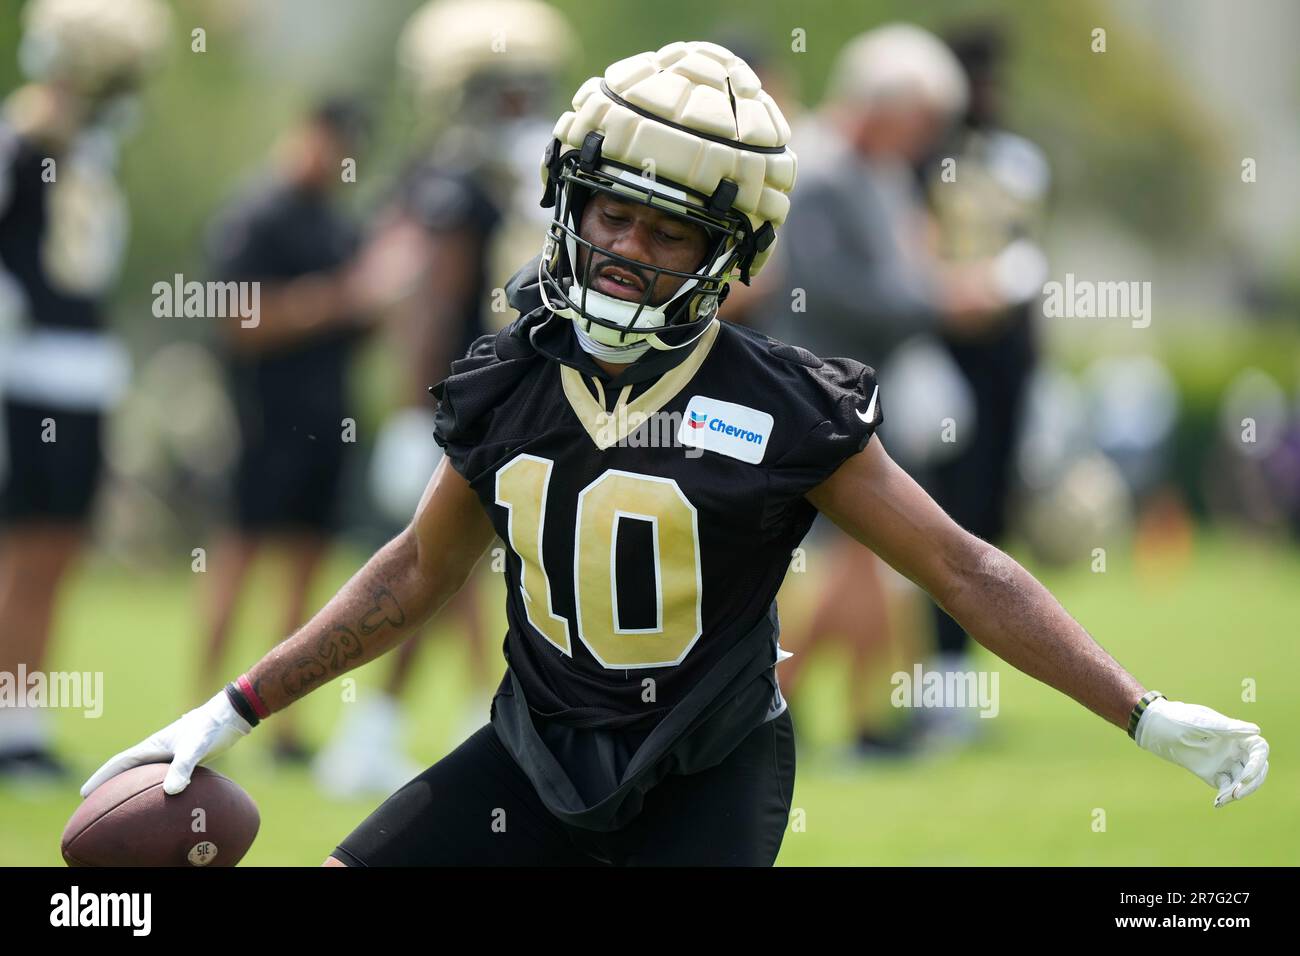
top-left (206, 176), bottom-right (361, 441)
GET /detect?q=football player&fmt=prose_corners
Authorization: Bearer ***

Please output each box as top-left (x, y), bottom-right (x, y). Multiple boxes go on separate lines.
top-left (82, 42), bottom-right (1270, 865)
top-left (313, 0), bottom-right (576, 797)
top-left (0, 0), bottom-right (170, 780)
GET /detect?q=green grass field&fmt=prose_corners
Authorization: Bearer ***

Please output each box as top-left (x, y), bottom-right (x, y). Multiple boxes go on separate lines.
top-left (2, 532), bottom-right (1296, 866)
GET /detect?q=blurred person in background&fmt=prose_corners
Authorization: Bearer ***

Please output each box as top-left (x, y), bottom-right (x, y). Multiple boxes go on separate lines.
top-left (755, 23), bottom-right (1021, 756)
top-left (0, 0), bottom-right (171, 781)
top-left (313, 0), bottom-right (577, 797)
top-left (914, 21), bottom-right (1050, 747)
top-left (1079, 355), bottom-right (1184, 578)
top-left (200, 96), bottom-right (383, 767)
top-left (757, 23), bottom-right (1006, 367)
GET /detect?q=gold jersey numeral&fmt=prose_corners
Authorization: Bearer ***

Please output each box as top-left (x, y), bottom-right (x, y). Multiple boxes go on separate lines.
top-left (495, 455), bottom-right (572, 656)
top-left (496, 455), bottom-right (703, 669)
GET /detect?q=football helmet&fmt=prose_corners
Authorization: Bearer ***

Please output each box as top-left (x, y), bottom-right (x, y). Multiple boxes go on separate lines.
top-left (538, 41), bottom-right (797, 357)
top-left (19, 0), bottom-right (171, 101)
top-left (398, 0), bottom-right (574, 116)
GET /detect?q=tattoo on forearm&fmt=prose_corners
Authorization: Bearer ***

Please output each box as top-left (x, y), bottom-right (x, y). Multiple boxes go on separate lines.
top-left (282, 656), bottom-right (329, 698)
top-left (359, 587), bottom-right (406, 635)
top-left (279, 587), bottom-right (407, 698)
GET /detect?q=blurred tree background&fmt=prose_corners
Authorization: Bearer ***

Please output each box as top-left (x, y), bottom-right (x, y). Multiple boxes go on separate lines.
top-left (2, 0), bottom-right (1296, 526)
top-left (0, 0), bottom-right (1237, 320)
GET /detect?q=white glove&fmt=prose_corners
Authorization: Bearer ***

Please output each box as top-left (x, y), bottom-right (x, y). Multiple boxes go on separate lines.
top-left (80, 690), bottom-right (253, 798)
top-left (1134, 698), bottom-right (1269, 808)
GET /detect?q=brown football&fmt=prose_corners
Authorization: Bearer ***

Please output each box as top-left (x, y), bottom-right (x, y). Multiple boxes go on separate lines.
top-left (62, 764), bottom-right (259, 867)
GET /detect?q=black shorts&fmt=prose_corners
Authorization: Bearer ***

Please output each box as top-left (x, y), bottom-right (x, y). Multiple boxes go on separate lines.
top-left (0, 398), bottom-right (103, 523)
top-left (233, 427), bottom-right (345, 533)
top-left (333, 710), bottom-right (796, 866)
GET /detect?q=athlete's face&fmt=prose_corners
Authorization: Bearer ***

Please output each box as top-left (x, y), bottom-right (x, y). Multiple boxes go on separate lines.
top-left (576, 192), bottom-right (710, 306)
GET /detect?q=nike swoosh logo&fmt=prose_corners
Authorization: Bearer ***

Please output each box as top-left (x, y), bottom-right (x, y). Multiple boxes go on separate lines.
top-left (855, 385), bottom-right (879, 423)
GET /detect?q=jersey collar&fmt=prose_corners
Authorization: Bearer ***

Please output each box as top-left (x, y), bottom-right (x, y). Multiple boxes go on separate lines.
top-left (505, 255), bottom-right (715, 392)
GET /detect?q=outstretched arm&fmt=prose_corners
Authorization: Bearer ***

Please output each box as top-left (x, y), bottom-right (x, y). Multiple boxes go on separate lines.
top-left (248, 455), bottom-right (493, 712)
top-left (82, 456), bottom-right (494, 796)
top-left (808, 437), bottom-right (1142, 728)
top-left (807, 438), bottom-right (1269, 806)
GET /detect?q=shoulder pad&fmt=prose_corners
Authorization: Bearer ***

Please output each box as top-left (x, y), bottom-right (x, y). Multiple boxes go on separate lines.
top-left (768, 340), bottom-right (824, 369)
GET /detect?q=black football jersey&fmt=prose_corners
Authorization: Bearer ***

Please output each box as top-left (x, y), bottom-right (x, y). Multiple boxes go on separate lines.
top-left (0, 121), bottom-right (127, 331)
top-left (432, 278), bottom-right (882, 829)
top-left (395, 159), bottom-right (503, 368)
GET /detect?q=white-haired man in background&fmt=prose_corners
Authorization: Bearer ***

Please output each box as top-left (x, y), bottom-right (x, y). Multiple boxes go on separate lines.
top-left (759, 24), bottom-right (1043, 754)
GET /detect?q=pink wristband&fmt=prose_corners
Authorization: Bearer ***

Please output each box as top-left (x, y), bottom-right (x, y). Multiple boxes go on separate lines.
top-left (236, 674), bottom-right (271, 720)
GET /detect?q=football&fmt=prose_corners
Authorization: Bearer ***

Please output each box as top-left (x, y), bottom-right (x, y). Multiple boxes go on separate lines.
top-left (62, 764), bottom-right (260, 867)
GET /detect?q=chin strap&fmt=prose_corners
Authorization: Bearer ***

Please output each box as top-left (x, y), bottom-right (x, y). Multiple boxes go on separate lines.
top-left (572, 319), bottom-right (652, 363)
top-left (571, 309), bottom-right (721, 363)
top-left (643, 306), bottom-right (719, 351)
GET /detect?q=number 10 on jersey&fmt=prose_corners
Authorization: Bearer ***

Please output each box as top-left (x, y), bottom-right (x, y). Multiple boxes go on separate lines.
top-left (494, 454), bottom-right (703, 669)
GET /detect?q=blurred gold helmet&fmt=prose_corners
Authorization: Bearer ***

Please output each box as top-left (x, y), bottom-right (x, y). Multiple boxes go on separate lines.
top-left (19, 0), bottom-right (172, 100)
top-left (539, 41), bottom-right (797, 354)
top-left (398, 0), bottom-right (574, 112)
